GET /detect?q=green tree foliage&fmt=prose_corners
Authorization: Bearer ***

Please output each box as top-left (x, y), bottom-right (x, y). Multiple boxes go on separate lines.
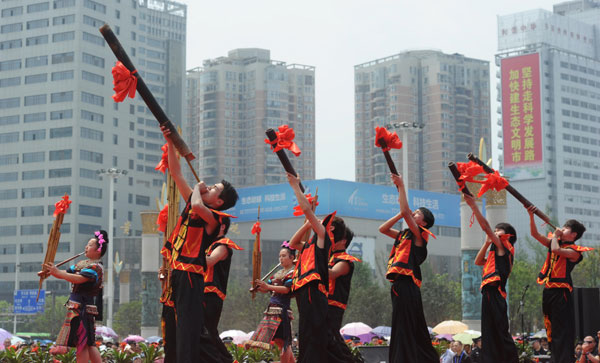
top-left (420, 262), bottom-right (462, 325)
top-left (343, 261), bottom-right (391, 328)
top-left (113, 300), bottom-right (142, 337)
top-left (218, 278), bottom-right (271, 333)
top-left (20, 295), bottom-right (69, 338)
top-left (572, 248), bottom-right (600, 288)
top-left (508, 253), bottom-right (544, 335)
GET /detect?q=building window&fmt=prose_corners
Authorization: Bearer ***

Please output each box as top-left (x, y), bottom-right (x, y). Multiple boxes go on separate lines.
top-left (24, 73), bottom-right (47, 84)
top-left (0, 131), bottom-right (19, 143)
top-left (83, 15), bottom-right (104, 28)
top-left (51, 91), bottom-right (73, 103)
top-left (53, 31), bottom-right (75, 42)
top-left (22, 170), bottom-right (44, 180)
top-left (25, 56), bottom-right (48, 68)
top-left (21, 225), bottom-right (44, 236)
top-left (82, 32), bottom-right (104, 46)
top-left (27, 2), bottom-right (50, 13)
top-left (50, 126), bottom-right (72, 138)
top-left (78, 223), bottom-right (101, 235)
top-left (26, 35), bottom-right (49, 46)
top-left (80, 150), bottom-right (103, 163)
top-left (82, 53), bottom-right (104, 68)
top-left (24, 94), bottom-right (47, 106)
top-left (80, 185), bottom-right (102, 199)
top-left (79, 204), bottom-right (101, 217)
top-left (52, 51), bottom-right (74, 64)
top-left (21, 206), bottom-right (44, 217)
top-left (0, 226), bottom-right (16, 236)
top-left (1, 7), bottom-right (23, 17)
top-left (0, 116), bottom-right (19, 126)
top-left (51, 70), bottom-right (74, 81)
top-left (0, 98), bottom-right (20, 109)
top-left (23, 129), bottom-right (46, 141)
top-left (0, 154), bottom-right (18, 165)
top-left (81, 92), bottom-right (104, 106)
top-left (27, 18), bottom-right (49, 29)
top-left (49, 149), bottom-right (72, 161)
top-left (81, 110), bottom-right (104, 123)
top-left (50, 110), bottom-right (72, 120)
top-left (53, 14), bottom-right (75, 25)
top-left (79, 168), bottom-right (97, 179)
top-left (82, 71), bottom-right (104, 84)
top-left (22, 151), bottom-right (45, 163)
top-left (83, 0), bottom-right (106, 13)
top-left (136, 195), bottom-right (150, 206)
top-left (0, 59), bottom-right (21, 71)
top-left (0, 77), bottom-right (20, 87)
top-left (0, 207), bottom-right (17, 218)
top-left (0, 189), bottom-right (18, 200)
top-left (49, 168), bottom-right (71, 178)
top-left (0, 39), bottom-right (22, 50)
top-left (1, 23), bottom-right (23, 34)
top-left (0, 172), bottom-right (18, 182)
top-left (48, 185), bottom-right (71, 197)
top-left (53, 0), bottom-right (75, 9)
top-left (80, 127), bottom-right (103, 141)
top-left (22, 187), bottom-right (44, 199)
top-left (24, 112), bottom-right (46, 123)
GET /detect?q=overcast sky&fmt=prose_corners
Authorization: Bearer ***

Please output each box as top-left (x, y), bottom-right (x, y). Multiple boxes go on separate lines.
top-left (179, 0), bottom-right (558, 182)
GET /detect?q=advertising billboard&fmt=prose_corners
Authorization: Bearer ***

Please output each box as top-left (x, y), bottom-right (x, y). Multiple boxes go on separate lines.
top-left (501, 53), bottom-right (544, 180)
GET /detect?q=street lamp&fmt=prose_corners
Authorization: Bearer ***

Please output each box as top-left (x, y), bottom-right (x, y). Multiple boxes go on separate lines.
top-left (96, 168), bottom-right (127, 329)
top-left (384, 122), bottom-right (424, 191)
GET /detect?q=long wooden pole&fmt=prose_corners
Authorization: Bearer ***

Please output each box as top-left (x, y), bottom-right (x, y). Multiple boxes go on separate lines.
top-left (265, 129), bottom-right (305, 193)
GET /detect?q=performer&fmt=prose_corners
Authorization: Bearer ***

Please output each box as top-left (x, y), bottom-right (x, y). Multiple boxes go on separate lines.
top-left (379, 173), bottom-right (438, 363)
top-left (287, 172), bottom-right (347, 363)
top-left (527, 205), bottom-right (590, 363)
top-left (160, 125), bottom-right (239, 362)
top-left (41, 230), bottom-right (107, 363)
top-left (246, 241), bottom-right (297, 363)
top-left (326, 227), bottom-right (363, 362)
top-left (464, 194), bottom-right (518, 363)
top-left (204, 216), bottom-right (242, 363)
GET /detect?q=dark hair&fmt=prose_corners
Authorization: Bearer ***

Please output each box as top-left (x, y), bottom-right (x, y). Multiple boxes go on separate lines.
top-left (281, 246), bottom-right (296, 259)
top-left (564, 219), bottom-right (586, 241)
top-left (495, 223), bottom-right (517, 245)
top-left (217, 180), bottom-right (238, 211)
top-left (93, 230), bottom-right (109, 257)
top-left (418, 207), bottom-right (435, 229)
top-left (331, 217), bottom-right (347, 243)
top-left (344, 227), bottom-right (354, 249)
top-left (220, 216), bottom-right (231, 236)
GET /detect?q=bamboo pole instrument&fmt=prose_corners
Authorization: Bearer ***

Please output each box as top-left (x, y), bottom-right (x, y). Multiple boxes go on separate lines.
top-left (265, 128), bottom-right (305, 192)
top-left (160, 173), bottom-right (180, 298)
top-left (251, 206), bottom-right (261, 299)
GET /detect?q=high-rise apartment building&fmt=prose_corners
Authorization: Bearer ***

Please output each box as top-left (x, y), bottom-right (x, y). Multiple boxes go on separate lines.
top-left (354, 50), bottom-right (491, 193)
top-left (497, 0), bottom-right (600, 244)
top-left (0, 0), bottom-right (186, 301)
top-left (186, 48), bottom-right (315, 187)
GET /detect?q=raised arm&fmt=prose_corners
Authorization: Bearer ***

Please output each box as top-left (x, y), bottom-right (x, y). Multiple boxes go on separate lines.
top-left (289, 220), bottom-right (311, 251)
top-left (551, 229), bottom-right (581, 262)
top-left (379, 212), bottom-right (403, 239)
top-left (287, 173), bottom-right (325, 248)
top-left (161, 125), bottom-right (192, 201)
top-left (527, 206), bottom-right (551, 247)
top-left (464, 194), bottom-right (505, 256)
top-left (390, 174), bottom-right (423, 246)
top-left (329, 260), bottom-right (351, 280)
top-left (474, 238), bottom-right (492, 266)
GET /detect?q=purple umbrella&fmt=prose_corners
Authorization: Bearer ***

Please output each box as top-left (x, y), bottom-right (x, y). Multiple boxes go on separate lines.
top-left (95, 326), bottom-right (118, 339)
top-left (123, 335), bottom-right (145, 343)
top-left (0, 328), bottom-right (11, 343)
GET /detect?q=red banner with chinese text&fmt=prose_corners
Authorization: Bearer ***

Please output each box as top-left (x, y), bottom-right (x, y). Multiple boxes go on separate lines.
top-left (501, 53), bottom-right (544, 180)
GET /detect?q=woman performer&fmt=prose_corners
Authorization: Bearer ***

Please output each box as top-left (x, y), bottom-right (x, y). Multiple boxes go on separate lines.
top-left (246, 241), bottom-right (296, 363)
top-left (41, 230), bottom-right (107, 363)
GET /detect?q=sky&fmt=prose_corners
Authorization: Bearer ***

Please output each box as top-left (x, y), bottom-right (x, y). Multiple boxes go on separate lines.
top-left (178, 0), bottom-right (559, 181)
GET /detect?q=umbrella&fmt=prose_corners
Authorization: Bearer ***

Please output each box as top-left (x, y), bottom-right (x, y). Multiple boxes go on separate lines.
top-left (453, 332), bottom-right (477, 345)
top-left (220, 330), bottom-right (248, 345)
top-left (532, 329), bottom-right (547, 338)
top-left (0, 328), bottom-right (11, 342)
top-left (96, 326), bottom-right (118, 339)
top-left (340, 322), bottom-right (373, 337)
top-left (371, 326), bottom-right (391, 337)
top-left (432, 320), bottom-right (468, 335)
top-left (435, 334), bottom-right (453, 341)
top-left (146, 336), bottom-right (162, 343)
top-left (123, 335), bottom-right (145, 343)
top-left (10, 336), bottom-right (24, 345)
top-left (463, 329), bottom-right (481, 336)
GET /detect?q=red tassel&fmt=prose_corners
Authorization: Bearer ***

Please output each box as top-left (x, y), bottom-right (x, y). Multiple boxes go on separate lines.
top-left (111, 61), bottom-right (138, 102)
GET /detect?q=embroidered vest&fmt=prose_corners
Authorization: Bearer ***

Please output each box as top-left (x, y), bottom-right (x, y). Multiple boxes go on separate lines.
top-left (480, 236), bottom-right (515, 298)
top-left (386, 229), bottom-right (429, 287)
top-left (328, 251), bottom-right (360, 310)
top-left (537, 242), bottom-right (591, 292)
top-left (204, 238), bottom-right (242, 300)
top-left (291, 212), bottom-right (336, 295)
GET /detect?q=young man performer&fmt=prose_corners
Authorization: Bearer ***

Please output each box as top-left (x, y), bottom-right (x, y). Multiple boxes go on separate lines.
top-left (326, 227), bottom-right (362, 362)
top-left (160, 125), bottom-right (239, 362)
top-left (287, 172), bottom-right (346, 363)
top-left (204, 217), bottom-right (242, 363)
top-left (379, 173), bottom-right (438, 363)
top-left (464, 194), bottom-right (518, 363)
top-left (527, 205), bottom-right (590, 363)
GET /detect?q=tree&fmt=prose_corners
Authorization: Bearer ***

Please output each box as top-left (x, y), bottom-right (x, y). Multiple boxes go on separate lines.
top-left (420, 262), bottom-right (462, 325)
top-left (219, 278), bottom-right (271, 333)
top-left (22, 295), bottom-right (69, 338)
top-left (113, 300), bottom-right (142, 337)
top-left (572, 247), bottom-right (600, 288)
top-left (343, 261), bottom-right (391, 328)
top-left (508, 255), bottom-right (543, 335)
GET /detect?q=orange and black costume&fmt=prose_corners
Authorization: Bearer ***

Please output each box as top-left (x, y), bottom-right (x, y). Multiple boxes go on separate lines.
top-left (160, 197), bottom-right (224, 363)
top-left (386, 228), bottom-right (438, 363)
top-left (204, 237), bottom-right (242, 363)
top-left (291, 212), bottom-right (335, 363)
top-left (479, 237), bottom-right (518, 363)
top-left (326, 250), bottom-right (362, 362)
top-left (537, 241), bottom-right (591, 363)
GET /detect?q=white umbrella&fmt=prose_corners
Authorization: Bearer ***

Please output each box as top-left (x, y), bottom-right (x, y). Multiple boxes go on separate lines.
top-left (340, 322), bottom-right (373, 336)
top-left (532, 329), bottom-right (547, 338)
top-left (432, 320), bottom-right (469, 335)
top-left (219, 330), bottom-right (247, 344)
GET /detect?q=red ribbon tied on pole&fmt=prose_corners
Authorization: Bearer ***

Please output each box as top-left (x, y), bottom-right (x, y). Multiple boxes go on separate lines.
top-left (111, 61), bottom-right (138, 103)
top-left (157, 204), bottom-right (169, 233)
top-left (155, 143), bottom-right (169, 174)
top-left (293, 193), bottom-right (319, 216)
top-left (456, 161), bottom-right (484, 183)
top-left (477, 171), bottom-right (509, 198)
top-left (251, 221), bottom-right (261, 235)
top-left (374, 127), bottom-right (403, 152)
top-left (264, 125), bottom-right (301, 157)
top-left (53, 195), bottom-right (72, 217)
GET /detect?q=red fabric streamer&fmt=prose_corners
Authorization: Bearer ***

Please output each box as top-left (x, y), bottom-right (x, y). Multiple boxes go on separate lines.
top-left (469, 212), bottom-right (476, 228)
top-left (477, 171), bottom-right (509, 197)
top-left (111, 61), bottom-right (138, 102)
top-left (264, 125), bottom-right (301, 157)
top-left (420, 226), bottom-right (437, 240)
top-left (156, 204), bottom-right (168, 233)
top-left (251, 221), bottom-right (261, 235)
top-left (293, 193), bottom-right (319, 216)
top-left (374, 126), bottom-right (403, 152)
top-left (456, 161), bottom-right (485, 183)
top-left (155, 143), bottom-right (169, 174)
top-left (53, 195), bottom-right (72, 217)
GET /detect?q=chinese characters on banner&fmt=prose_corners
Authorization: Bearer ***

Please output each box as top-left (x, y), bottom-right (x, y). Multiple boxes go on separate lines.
top-left (501, 53), bottom-right (545, 180)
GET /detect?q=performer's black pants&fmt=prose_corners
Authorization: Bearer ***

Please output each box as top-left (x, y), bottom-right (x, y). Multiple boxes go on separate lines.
top-left (204, 293), bottom-right (233, 363)
top-left (327, 305), bottom-right (361, 363)
top-left (161, 304), bottom-right (177, 363)
top-left (389, 276), bottom-right (438, 363)
top-left (296, 281), bottom-right (329, 363)
top-left (171, 270), bottom-right (221, 363)
top-left (543, 288), bottom-right (574, 363)
top-left (481, 285), bottom-right (518, 363)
